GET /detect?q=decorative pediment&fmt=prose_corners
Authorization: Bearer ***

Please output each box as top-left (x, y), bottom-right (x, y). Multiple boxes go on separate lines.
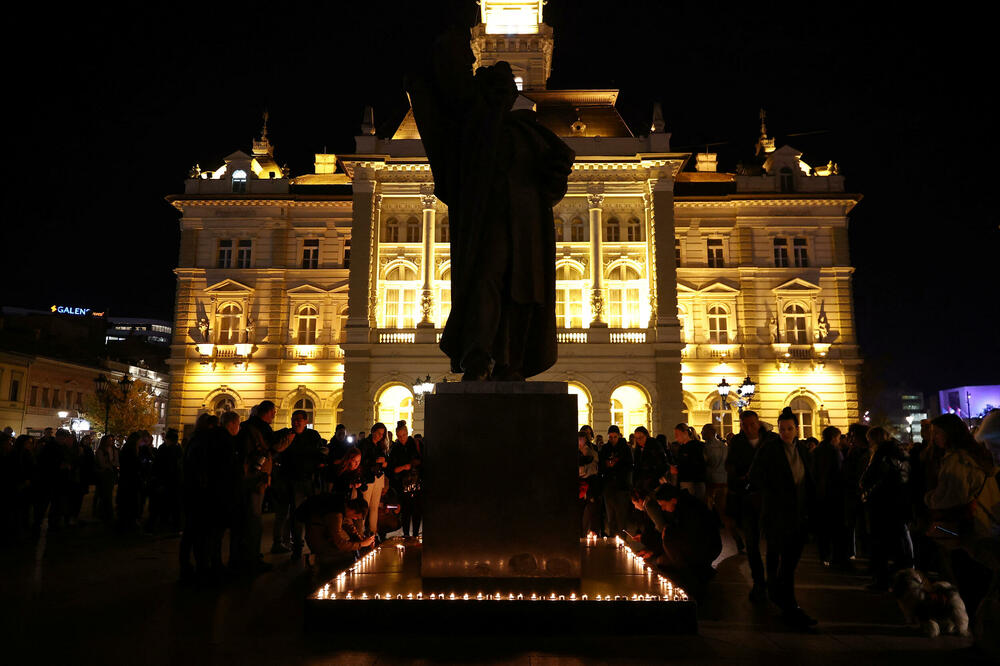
top-left (698, 280), bottom-right (740, 294)
top-left (223, 150), bottom-right (252, 163)
top-left (772, 277), bottom-right (821, 294)
top-left (204, 279), bottom-right (254, 294)
top-left (328, 280), bottom-right (350, 293)
top-left (287, 284), bottom-right (328, 295)
top-left (676, 280), bottom-right (698, 293)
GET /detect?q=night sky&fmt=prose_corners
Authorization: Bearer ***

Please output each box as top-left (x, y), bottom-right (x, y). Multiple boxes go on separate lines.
top-left (5, 1), bottom-right (997, 400)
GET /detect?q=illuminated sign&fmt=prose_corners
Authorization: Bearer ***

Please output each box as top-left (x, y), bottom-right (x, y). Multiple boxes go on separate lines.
top-left (51, 305), bottom-right (93, 316)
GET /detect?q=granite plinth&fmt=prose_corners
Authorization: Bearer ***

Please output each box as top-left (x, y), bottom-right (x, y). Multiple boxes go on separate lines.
top-left (421, 381), bottom-right (579, 579)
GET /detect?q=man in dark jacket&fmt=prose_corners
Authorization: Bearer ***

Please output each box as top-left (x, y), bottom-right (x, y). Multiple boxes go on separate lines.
top-left (726, 410), bottom-right (777, 602)
top-left (654, 483), bottom-right (722, 601)
top-left (271, 409), bottom-right (326, 558)
top-left (674, 423), bottom-right (707, 502)
top-left (749, 408), bottom-right (816, 629)
top-left (600, 425), bottom-right (633, 537)
top-left (811, 426), bottom-right (846, 567)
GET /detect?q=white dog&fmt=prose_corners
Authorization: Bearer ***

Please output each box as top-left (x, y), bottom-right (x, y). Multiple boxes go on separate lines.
top-left (891, 569), bottom-right (970, 638)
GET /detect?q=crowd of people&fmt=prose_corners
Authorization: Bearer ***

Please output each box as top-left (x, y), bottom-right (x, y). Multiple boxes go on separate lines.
top-left (578, 408), bottom-right (1000, 632)
top-left (2, 403), bottom-right (998, 639)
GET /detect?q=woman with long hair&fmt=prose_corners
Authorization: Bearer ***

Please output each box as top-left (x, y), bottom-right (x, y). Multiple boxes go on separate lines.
top-left (359, 422), bottom-right (389, 536)
top-left (860, 427), bottom-right (913, 590)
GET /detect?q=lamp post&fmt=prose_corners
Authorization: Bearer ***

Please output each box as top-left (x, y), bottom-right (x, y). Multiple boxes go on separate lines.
top-left (412, 375), bottom-right (438, 403)
top-left (94, 373), bottom-right (134, 438)
top-left (717, 375), bottom-right (756, 414)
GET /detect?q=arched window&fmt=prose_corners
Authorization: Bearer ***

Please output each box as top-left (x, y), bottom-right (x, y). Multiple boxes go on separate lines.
top-left (710, 394), bottom-right (736, 437)
top-left (405, 217), bottom-right (420, 243)
top-left (294, 397), bottom-right (315, 425)
top-left (605, 217), bottom-right (621, 242)
top-left (383, 264), bottom-right (418, 329)
top-left (296, 305), bottom-right (318, 344)
top-left (554, 218), bottom-right (564, 242)
top-left (384, 218), bottom-right (399, 243)
top-left (610, 385), bottom-right (649, 435)
top-left (707, 305), bottom-right (729, 344)
top-left (438, 217), bottom-right (449, 243)
top-left (555, 263), bottom-right (584, 328)
top-left (570, 217), bottom-right (585, 242)
top-left (212, 394), bottom-right (236, 416)
top-left (438, 268), bottom-right (452, 326)
top-left (567, 383), bottom-right (592, 430)
top-left (677, 305), bottom-right (688, 343)
top-left (784, 303), bottom-right (809, 344)
top-left (606, 263), bottom-right (642, 329)
top-left (377, 385), bottom-right (413, 429)
top-left (232, 169), bottom-right (247, 194)
top-left (626, 217), bottom-right (642, 242)
top-left (217, 303), bottom-right (242, 344)
top-left (790, 396), bottom-right (816, 439)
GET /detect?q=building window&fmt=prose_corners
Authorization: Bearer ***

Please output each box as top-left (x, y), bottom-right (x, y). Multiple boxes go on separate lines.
top-left (302, 239), bottom-right (319, 269)
top-left (217, 303), bottom-right (242, 344)
top-left (707, 238), bottom-right (724, 268)
top-left (626, 218), bottom-right (642, 242)
top-left (773, 238), bottom-right (789, 267)
top-left (793, 238), bottom-right (809, 267)
top-left (554, 218), bottom-right (564, 242)
top-left (779, 167), bottom-right (794, 193)
top-left (383, 264), bottom-right (418, 329)
top-left (405, 217), bottom-right (420, 243)
top-left (52, 389), bottom-right (61, 409)
top-left (29, 385), bottom-right (37, 406)
top-left (675, 238), bottom-right (682, 266)
top-left (217, 240), bottom-right (233, 268)
top-left (790, 396), bottom-right (815, 439)
top-left (610, 385), bottom-right (649, 434)
top-left (294, 397), bottom-right (315, 425)
top-left (438, 217), bottom-right (449, 243)
top-left (212, 394), bottom-right (236, 416)
top-left (677, 305), bottom-right (688, 343)
top-left (377, 385), bottom-right (414, 429)
top-left (343, 239), bottom-right (351, 268)
top-left (9, 374), bottom-right (21, 402)
top-left (707, 305), bottom-right (729, 343)
top-left (232, 169), bottom-right (247, 193)
top-left (384, 218), bottom-right (399, 243)
top-left (570, 218), bottom-right (585, 242)
top-left (606, 263), bottom-right (642, 329)
top-left (152, 324), bottom-right (171, 333)
top-left (236, 240), bottom-right (252, 268)
top-left (296, 306), bottom-right (318, 344)
top-left (556, 263), bottom-right (585, 329)
top-left (784, 303), bottom-right (809, 344)
top-left (710, 395), bottom-right (735, 437)
top-left (605, 217), bottom-right (621, 242)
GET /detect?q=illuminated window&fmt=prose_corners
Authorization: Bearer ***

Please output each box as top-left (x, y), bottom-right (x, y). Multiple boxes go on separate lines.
top-left (570, 218), bottom-right (585, 242)
top-left (626, 218), bottom-right (642, 242)
top-left (302, 239), bottom-right (319, 269)
top-left (606, 263), bottom-right (642, 329)
top-left (217, 303), bottom-right (242, 344)
top-left (554, 218), bottom-right (564, 241)
top-left (555, 263), bottom-right (585, 329)
top-left (793, 238), bottom-right (809, 267)
top-left (567, 383), bottom-right (592, 430)
top-left (405, 217), bottom-right (420, 243)
top-left (438, 268), bottom-right (452, 326)
top-left (774, 238), bottom-right (789, 267)
top-left (294, 397), bottom-right (315, 425)
top-left (384, 218), bottom-right (399, 243)
top-left (438, 217), bottom-right (449, 243)
top-left (296, 305), bottom-right (318, 344)
top-left (217, 239), bottom-right (233, 268)
top-left (710, 395), bottom-right (736, 437)
top-left (232, 169), bottom-right (247, 193)
top-left (707, 238), bottom-right (724, 268)
top-left (790, 396), bottom-right (816, 439)
top-left (784, 303), bottom-right (809, 344)
top-left (236, 240), bottom-right (252, 268)
top-left (212, 394), bottom-right (236, 416)
top-left (377, 385), bottom-right (414, 429)
top-left (707, 305), bottom-right (729, 343)
top-left (383, 264), bottom-right (418, 329)
top-left (610, 385), bottom-right (649, 434)
top-left (605, 217), bottom-right (621, 242)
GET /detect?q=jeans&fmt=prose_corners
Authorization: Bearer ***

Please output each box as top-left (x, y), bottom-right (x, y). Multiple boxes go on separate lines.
top-left (272, 479), bottom-right (313, 549)
top-left (603, 488), bottom-right (631, 537)
top-left (361, 475), bottom-right (385, 535)
top-left (766, 529), bottom-right (806, 611)
top-left (739, 495), bottom-right (765, 587)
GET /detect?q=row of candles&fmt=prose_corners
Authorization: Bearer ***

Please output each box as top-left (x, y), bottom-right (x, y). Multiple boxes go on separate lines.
top-left (314, 535), bottom-right (688, 602)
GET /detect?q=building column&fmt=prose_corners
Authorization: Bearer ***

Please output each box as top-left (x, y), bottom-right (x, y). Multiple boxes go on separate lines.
top-left (587, 186), bottom-right (606, 327)
top-left (417, 186), bottom-right (437, 332)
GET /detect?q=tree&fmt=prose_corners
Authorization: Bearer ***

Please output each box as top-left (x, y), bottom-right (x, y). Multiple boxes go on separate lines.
top-left (83, 380), bottom-right (159, 439)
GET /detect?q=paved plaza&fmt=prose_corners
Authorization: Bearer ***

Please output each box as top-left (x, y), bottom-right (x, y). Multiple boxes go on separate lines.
top-left (2, 506), bottom-right (987, 666)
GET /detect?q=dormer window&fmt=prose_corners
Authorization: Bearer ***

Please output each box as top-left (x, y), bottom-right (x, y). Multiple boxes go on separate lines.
top-left (232, 169), bottom-right (247, 193)
top-left (779, 167), bottom-right (794, 193)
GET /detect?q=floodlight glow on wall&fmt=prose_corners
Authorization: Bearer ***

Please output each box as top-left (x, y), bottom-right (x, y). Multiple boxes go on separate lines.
top-left (482, 0), bottom-right (542, 34)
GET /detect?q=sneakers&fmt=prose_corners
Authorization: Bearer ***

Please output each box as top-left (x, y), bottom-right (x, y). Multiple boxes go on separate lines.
top-left (270, 543), bottom-right (291, 554)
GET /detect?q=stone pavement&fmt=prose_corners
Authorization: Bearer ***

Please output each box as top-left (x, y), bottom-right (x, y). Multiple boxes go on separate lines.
top-left (1, 505), bottom-right (988, 666)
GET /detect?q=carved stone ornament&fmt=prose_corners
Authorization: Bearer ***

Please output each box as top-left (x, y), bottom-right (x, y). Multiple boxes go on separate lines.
top-left (591, 289), bottom-right (605, 321)
top-left (587, 192), bottom-right (605, 209)
top-left (420, 289), bottom-right (434, 320)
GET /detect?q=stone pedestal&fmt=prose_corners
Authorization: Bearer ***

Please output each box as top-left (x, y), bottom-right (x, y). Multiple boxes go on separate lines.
top-left (421, 381), bottom-right (579, 579)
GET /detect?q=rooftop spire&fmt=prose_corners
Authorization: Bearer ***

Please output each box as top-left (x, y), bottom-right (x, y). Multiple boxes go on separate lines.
top-left (361, 105), bottom-right (376, 136)
top-left (650, 102), bottom-right (665, 133)
top-left (756, 107), bottom-right (775, 156)
top-left (252, 110), bottom-right (274, 157)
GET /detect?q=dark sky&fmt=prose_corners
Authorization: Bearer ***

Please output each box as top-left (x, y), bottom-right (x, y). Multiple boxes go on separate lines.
top-left (5, 1), bottom-right (997, 398)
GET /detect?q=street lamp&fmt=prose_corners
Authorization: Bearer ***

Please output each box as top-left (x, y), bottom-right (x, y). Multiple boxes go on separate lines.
top-left (412, 375), bottom-right (437, 402)
top-left (94, 373), bottom-right (134, 438)
top-left (718, 375), bottom-right (756, 414)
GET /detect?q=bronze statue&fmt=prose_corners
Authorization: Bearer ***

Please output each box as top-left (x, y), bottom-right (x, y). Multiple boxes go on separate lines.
top-left (407, 28), bottom-right (574, 381)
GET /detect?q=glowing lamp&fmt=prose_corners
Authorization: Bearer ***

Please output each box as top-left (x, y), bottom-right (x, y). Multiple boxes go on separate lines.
top-left (716, 378), bottom-right (731, 397)
top-left (739, 376), bottom-right (756, 397)
top-left (58, 410), bottom-right (69, 419)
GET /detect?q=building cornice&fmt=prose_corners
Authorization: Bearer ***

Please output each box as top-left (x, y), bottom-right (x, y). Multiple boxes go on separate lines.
top-left (167, 197), bottom-right (352, 211)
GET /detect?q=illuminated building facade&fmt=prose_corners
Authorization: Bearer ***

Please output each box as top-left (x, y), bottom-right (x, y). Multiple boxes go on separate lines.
top-left (166, 2), bottom-right (861, 438)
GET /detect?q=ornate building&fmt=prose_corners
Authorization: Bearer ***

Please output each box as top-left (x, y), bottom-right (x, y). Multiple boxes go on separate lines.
top-left (166, 2), bottom-right (860, 438)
